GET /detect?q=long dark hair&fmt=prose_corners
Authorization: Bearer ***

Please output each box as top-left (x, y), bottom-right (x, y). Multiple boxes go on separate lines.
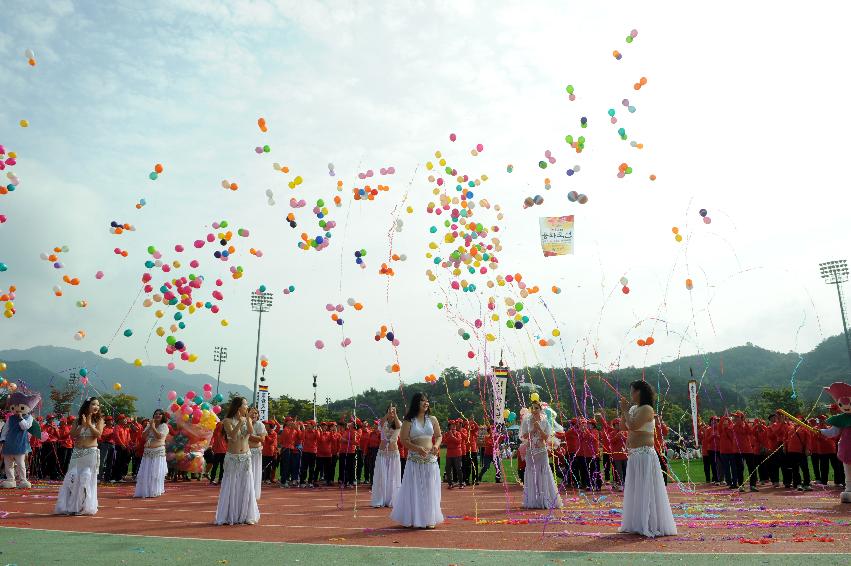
top-left (630, 380), bottom-right (655, 407)
top-left (225, 396), bottom-right (246, 419)
top-left (78, 397), bottom-right (103, 424)
top-left (403, 392), bottom-right (429, 422)
top-left (386, 403), bottom-right (398, 429)
top-left (152, 409), bottom-right (165, 424)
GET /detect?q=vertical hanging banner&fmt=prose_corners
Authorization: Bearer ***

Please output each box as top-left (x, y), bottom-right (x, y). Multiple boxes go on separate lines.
top-left (539, 215), bottom-right (575, 256)
top-left (688, 380), bottom-right (699, 442)
top-left (258, 385), bottom-right (269, 421)
top-left (493, 366), bottom-right (509, 423)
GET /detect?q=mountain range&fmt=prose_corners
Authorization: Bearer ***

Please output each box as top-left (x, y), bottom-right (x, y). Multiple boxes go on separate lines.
top-left (0, 346), bottom-right (253, 416)
top-left (1, 334), bottom-right (849, 418)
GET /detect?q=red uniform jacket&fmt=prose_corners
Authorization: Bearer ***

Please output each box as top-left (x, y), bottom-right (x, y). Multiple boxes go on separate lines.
top-left (367, 429), bottom-right (381, 449)
top-left (654, 420), bottom-right (669, 455)
top-left (101, 425), bottom-right (115, 444)
top-left (718, 418), bottom-right (737, 454)
top-left (316, 431), bottom-right (334, 458)
top-left (262, 430), bottom-right (278, 457)
top-left (784, 425), bottom-right (809, 454)
top-left (578, 426), bottom-right (599, 458)
top-left (113, 425), bottom-right (131, 449)
top-left (211, 422), bottom-right (228, 454)
top-left (278, 427), bottom-right (295, 450)
top-left (301, 429), bottom-right (319, 454)
top-left (467, 422), bottom-right (480, 452)
top-left (734, 421), bottom-right (755, 454)
top-left (398, 437), bottom-right (407, 459)
top-left (359, 428), bottom-right (371, 452)
top-left (340, 429), bottom-right (359, 454)
top-left (444, 431), bottom-right (463, 458)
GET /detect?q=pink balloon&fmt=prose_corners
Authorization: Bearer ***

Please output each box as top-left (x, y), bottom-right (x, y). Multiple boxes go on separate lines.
top-left (95, 271), bottom-right (104, 279)
top-left (167, 390), bottom-right (177, 400)
top-left (194, 240), bottom-right (205, 248)
top-left (325, 304), bottom-right (335, 311)
top-left (203, 383), bottom-right (212, 391)
top-left (212, 405), bottom-right (221, 414)
top-left (175, 244), bottom-right (184, 252)
top-left (167, 362), bottom-right (176, 371)
top-left (203, 390), bottom-right (212, 400)
top-left (170, 403), bottom-right (180, 412)
top-left (81, 376), bottom-right (89, 385)
top-left (315, 340), bottom-right (325, 350)
top-left (449, 133), bottom-right (457, 141)
top-left (476, 143), bottom-right (484, 152)
top-left (186, 391), bottom-right (196, 399)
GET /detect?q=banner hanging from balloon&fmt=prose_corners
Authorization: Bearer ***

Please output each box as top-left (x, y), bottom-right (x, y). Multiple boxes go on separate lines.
top-left (688, 380), bottom-right (699, 442)
top-left (539, 215), bottom-right (575, 256)
top-left (258, 385), bottom-right (269, 421)
top-left (492, 366), bottom-right (509, 424)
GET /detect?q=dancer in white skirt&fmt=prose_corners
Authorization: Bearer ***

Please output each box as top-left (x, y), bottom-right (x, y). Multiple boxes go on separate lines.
top-left (520, 400), bottom-right (564, 509)
top-left (55, 397), bottom-right (104, 515)
top-left (134, 409), bottom-right (169, 498)
top-left (618, 380), bottom-right (677, 538)
top-left (391, 392), bottom-right (444, 528)
top-left (247, 407), bottom-right (266, 501)
top-left (215, 397), bottom-right (260, 525)
top-left (371, 404), bottom-right (402, 507)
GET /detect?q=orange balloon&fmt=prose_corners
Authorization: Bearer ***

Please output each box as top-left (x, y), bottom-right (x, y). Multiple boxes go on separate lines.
top-left (639, 77), bottom-right (647, 85)
top-left (391, 363), bottom-right (400, 372)
top-left (646, 336), bottom-right (655, 346)
top-left (229, 183), bottom-right (238, 191)
top-left (154, 163), bottom-right (164, 174)
top-left (637, 339), bottom-right (646, 347)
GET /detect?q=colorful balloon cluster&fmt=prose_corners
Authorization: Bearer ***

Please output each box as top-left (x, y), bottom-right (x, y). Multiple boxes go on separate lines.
top-left (149, 163), bottom-right (164, 181)
top-left (297, 198), bottom-right (336, 251)
top-left (699, 208), bottom-right (712, 224)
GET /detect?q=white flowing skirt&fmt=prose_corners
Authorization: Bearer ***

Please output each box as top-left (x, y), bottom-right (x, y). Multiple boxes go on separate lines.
top-left (250, 447), bottom-right (262, 501)
top-left (389, 453), bottom-right (443, 527)
top-left (215, 453), bottom-right (260, 525)
top-left (619, 446), bottom-right (677, 537)
top-left (54, 447), bottom-right (99, 515)
top-left (371, 450), bottom-right (401, 507)
top-left (134, 447), bottom-right (167, 498)
top-left (522, 450), bottom-right (563, 509)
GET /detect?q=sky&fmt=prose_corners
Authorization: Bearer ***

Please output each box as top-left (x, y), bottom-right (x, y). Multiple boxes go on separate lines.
top-left (1, 0), bottom-right (849, 403)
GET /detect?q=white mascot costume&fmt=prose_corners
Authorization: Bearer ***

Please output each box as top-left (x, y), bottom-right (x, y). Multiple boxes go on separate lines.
top-left (1, 390), bottom-right (42, 489)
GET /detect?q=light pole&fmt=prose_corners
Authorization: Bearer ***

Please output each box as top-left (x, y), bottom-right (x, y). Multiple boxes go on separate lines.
top-left (213, 346), bottom-right (227, 396)
top-left (819, 260), bottom-right (851, 369)
top-left (251, 291), bottom-right (273, 406)
top-left (312, 374), bottom-right (318, 422)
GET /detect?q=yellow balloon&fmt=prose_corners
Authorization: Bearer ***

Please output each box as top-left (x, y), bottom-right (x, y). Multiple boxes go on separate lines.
top-left (188, 354), bottom-right (198, 362)
top-left (156, 327), bottom-right (165, 337)
top-left (503, 409), bottom-right (510, 418)
top-left (530, 392), bottom-right (540, 402)
top-left (220, 319), bottom-right (229, 327)
top-left (552, 329), bottom-right (561, 337)
top-left (155, 310), bottom-right (164, 318)
top-left (133, 359), bottom-right (142, 367)
top-left (0, 362), bottom-right (6, 372)
top-left (113, 382), bottom-right (122, 391)
top-left (19, 119), bottom-right (29, 127)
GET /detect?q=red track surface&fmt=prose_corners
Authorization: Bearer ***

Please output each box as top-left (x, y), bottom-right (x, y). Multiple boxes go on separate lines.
top-left (1, 480), bottom-right (849, 553)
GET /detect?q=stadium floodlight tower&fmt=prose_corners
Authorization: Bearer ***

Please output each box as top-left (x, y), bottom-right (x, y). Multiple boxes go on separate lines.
top-left (213, 346), bottom-right (227, 396)
top-left (819, 260), bottom-right (851, 369)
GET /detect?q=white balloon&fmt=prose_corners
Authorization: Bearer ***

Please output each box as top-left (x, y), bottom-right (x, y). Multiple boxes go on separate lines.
top-left (265, 189), bottom-right (273, 197)
top-left (221, 180), bottom-right (230, 189)
top-left (24, 48), bottom-right (34, 59)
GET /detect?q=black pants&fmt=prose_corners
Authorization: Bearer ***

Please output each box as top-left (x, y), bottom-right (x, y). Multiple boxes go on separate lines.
top-left (314, 456), bottom-right (331, 484)
top-left (209, 453), bottom-right (226, 482)
top-left (576, 456), bottom-right (601, 490)
top-left (612, 459), bottom-right (627, 486)
top-left (703, 453), bottom-right (716, 482)
top-left (785, 452), bottom-right (810, 487)
top-left (830, 454), bottom-right (845, 486)
top-left (400, 457), bottom-right (406, 479)
top-left (446, 456), bottom-right (463, 485)
top-left (41, 443), bottom-right (59, 480)
top-left (365, 447), bottom-right (378, 484)
top-left (262, 456), bottom-right (275, 481)
top-left (112, 446), bottom-right (131, 481)
top-left (131, 454), bottom-right (142, 477)
top-left (331, 454), bottom-right (339, 482)
top-left (657, 453), bottom-right (670, 486)
top-left (738, 453), bottom-right (758, 488)
top-left (355, 449), bottom-right (364, 482)
top-left (478, 454), bottom-right (502, 482)
top-left (98, 443), bottom-right (115, 481)
top-left (719, 453), bottom-right (738, 487)
top-left (279, 448), bottom-right (291, 483)
top-left (602, 454), bottom-right (611, 482)
top-left (340, 452), bottom-right (356, 485)
top-left (519, 467), bottom-right (525, 482)
top-left (465, 451), bottom-right (479, 484)
top-left (300, 452), bottom-right (316, 484)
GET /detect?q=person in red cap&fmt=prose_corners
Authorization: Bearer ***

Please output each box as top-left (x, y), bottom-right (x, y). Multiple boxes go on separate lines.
top-left (209, 419), bottom-right (228, 485)
top-left (576, 417), bottom-right (601, 490)
top-left (562, 418), bottom-right (580, 487)
top-left (443, 420), bottom-right (463, 488)
top-left (339, 420), bottom-right (360, 487)
top-left (653, 415), bottom-right (671, 486)
top-left (733, 412), bottom-right (759, 492)
top-left (316, 422), bottom-right (334, 486)
top-left (40, 415), bottom-right (60, 480)
top-left (129, 417), bottom-right (145, 480)
top-left (717, 416), bottom-right (738, 489)
top-left (112, 414), bottom-right (132, 482)
top-left (478, 425), bottom-right (506, 483)
top-left (98, 415), bottom-right (116, 482)
top-left (766, 412), bottom-right (788, 487)
top-left (818, 413), bottom-right (844, 487)
top-left (599, 413), bottom-right (628, 490)
top-left (357, 420), bottom-right (370, 484)
top-left (262, 421), bottom-right (278, 484)
top-left (28, 416), bottom-right (44, 479)
top-left (300, 420), bottom-right (319, 487)
top-left (698, 417), bottom-right (718, 484)
top-left (278, 418), bottom-right (297, 487)
top-left (464, 419), bottom-right (480, 486)
top-left (782, 413), bottom-right (812, 491)
top-left (57, 416), bottom-right (75, 476)
top-left (364, 422), bottom-right (381, 485)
